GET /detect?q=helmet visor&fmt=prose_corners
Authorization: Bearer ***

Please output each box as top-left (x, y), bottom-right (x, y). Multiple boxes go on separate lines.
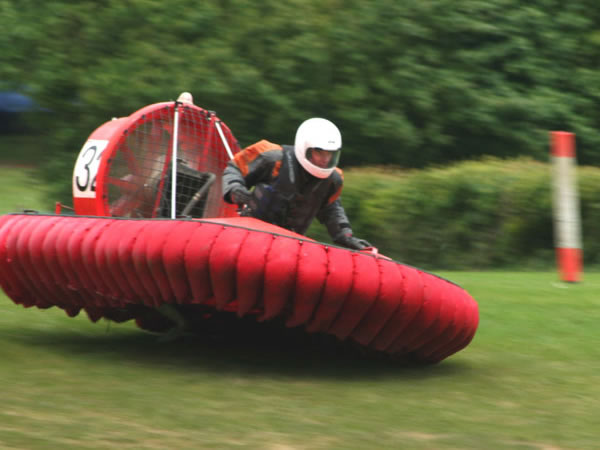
top-left (306, 147), bottom-right (341, 170)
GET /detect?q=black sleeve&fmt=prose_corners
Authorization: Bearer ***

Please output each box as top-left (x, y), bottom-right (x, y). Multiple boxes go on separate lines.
top-left (316, 198), bottom-right (352, 239)
top-left (222, 162), bottom-right (247, 203)
top-left (221, 153), bottom-right (278, 203)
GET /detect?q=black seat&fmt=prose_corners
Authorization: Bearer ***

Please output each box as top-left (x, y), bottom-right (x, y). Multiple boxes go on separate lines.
top-left (158, 159), bottom-right (216, 218)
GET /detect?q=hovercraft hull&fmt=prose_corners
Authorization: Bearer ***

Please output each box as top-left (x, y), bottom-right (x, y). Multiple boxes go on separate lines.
top-left (0, 213), bottom-right (478, 363)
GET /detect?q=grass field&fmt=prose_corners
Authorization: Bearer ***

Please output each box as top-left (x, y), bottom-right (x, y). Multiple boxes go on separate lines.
top-left (1, 272), bottom-right (598, 449)
top-left (1, 167), bottom-right (599, 449)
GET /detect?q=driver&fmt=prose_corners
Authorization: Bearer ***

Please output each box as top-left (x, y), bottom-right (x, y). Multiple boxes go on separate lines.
top-left (222, 118), bottom-right (371, 250)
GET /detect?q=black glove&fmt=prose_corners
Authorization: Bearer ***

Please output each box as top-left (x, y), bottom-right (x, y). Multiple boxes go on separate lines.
top-left (333, 229), bottom-right (372, 250)
top-left (230, 185), bottom-right (252, 206)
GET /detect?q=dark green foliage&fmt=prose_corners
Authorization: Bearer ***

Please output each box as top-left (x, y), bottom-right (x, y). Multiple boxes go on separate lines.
top-left (2, 0), bottom-right (600, 208)
top-left (318, 158), bottom-right (599, 270)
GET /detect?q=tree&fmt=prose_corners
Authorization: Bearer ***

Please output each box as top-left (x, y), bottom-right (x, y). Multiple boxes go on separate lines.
top-left (2, 0), bottom-right (600, 203)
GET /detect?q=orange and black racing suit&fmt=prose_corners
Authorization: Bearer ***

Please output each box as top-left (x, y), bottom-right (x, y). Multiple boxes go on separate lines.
top-left (222, 140), bottom-right (351, 238)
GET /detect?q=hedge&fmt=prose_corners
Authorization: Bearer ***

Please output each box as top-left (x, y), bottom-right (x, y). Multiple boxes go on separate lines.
top-left (308, 157), bottom-right (600, 270)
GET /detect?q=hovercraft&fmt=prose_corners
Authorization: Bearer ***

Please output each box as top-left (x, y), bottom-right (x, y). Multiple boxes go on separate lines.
top-left (0, 94), bottom-right (478, 363)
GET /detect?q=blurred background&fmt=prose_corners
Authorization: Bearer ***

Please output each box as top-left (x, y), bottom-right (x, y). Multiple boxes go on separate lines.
top-left (3, 6), bottom-right (600, 449)
top-left (2, 0), bottom-right (600, 269)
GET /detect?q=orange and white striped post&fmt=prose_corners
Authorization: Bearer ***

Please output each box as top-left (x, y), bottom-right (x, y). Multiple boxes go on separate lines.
top-left (550, 131), bottom-right (582, 282)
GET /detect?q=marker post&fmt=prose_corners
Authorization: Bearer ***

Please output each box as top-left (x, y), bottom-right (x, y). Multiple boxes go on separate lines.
top-left (550, 131), bottom-right (583, 282)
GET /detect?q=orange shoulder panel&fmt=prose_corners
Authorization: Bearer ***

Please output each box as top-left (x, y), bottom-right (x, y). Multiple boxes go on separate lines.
top-left (233, 140), bottom-right (282, 177)
top-left (327, 168), bottom-right (344, 204)
top-left (272, 160), bottom-right (282, 178)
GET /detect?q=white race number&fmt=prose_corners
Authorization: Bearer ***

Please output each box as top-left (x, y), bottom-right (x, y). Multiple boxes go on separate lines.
top-left (72, 139), bottom-right (109, 198)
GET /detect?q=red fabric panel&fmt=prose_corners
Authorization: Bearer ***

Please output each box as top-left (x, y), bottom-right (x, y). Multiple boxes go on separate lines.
top-left (56, 219), bottom-right (95, 317)
top-left (33, 215), bottom-right (82, 313)
top-left (286, 241), bottom-right (328, 327)
top-left (351, 258), bottom-right (403, 346)
top-left (80, 219), bottom-right (114, 302)
top-left (306, 246), bottom-right (354, 333)
top-left (387, 272), bottom-right (448, 354)
top-left (7, 218), bottom-right (44, 306)
top-left (116, 220), bottom-right (153, 306)
top-left (405, 280), bottom-right (457, 358)
top-left (329, 252), bottom-right (380, 339)
top-left (371, 265), bottom-right (424, 351)
top-left (65, 218), bottom-right (91, 302)
top-left (55, 218), bottom-right (81, 291)
top-left (104, 220), bottom-right (140, 302)
top-left (418, 276), bottom-right (469, 356)
top-left (145, 221), bottom-right (179, 303)
top-left (66, 217), bottom-right (100, 294)
top-left (430, 292), bottom-right (479, 362)
top-left (209, 227), bottom-right (249, 309)
top-left (39, 216), bottom-right (82, 308)
top-left (162, 221), bottom-right (201, 303)
top-left (260, 236), bottom-right (301, 321)
top-left (5, 217), bottom-right (40, 306)
top-left (131, 220), bottom-right (162, 306)
top-left (235, 231), bottom-right (274, 317)
top-left (94, 220), bottom-right (126, 305)
top-left (185, 223), bottom-right (222, 304)
top-left (52, 216), bottom-right (88, 309)
top-left (0, 215), bottom-right (26, 302)
top-left (34, 214), bottom-right (82, 315)
top-left (0, 217), bottom-right (29, 302)
top-left (417, 283), bottom-right (468, 361)
top-left (20, 215), bottom-right (63, 307)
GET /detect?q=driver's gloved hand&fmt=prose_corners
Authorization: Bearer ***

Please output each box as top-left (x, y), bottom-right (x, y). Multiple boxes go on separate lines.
top-left (230, 185), bottom-right (252, 206)
top-left (333, 228), bottom-right (372, 250)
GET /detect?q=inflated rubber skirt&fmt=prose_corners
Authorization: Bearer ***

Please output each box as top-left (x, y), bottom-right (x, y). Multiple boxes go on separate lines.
top-left (0, 213), bottom-right (479, 363)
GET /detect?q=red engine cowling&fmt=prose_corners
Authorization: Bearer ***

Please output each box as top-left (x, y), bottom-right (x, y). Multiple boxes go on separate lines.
top-left (72, 93), bottom-right (240, 219)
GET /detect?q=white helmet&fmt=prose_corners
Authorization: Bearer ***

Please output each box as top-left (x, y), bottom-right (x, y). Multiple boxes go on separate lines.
top-left (294, 118), bottom-right (342, 179)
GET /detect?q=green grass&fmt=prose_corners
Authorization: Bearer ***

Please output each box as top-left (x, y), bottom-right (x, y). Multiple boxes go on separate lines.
top-left (0, 272), bottom-right (599, 449)
top-left (1, 162), bottom-right (599, 448)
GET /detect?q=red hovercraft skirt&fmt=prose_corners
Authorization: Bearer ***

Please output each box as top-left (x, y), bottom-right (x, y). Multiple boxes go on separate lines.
top-left (0, 213), bottom-right (479, 363)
